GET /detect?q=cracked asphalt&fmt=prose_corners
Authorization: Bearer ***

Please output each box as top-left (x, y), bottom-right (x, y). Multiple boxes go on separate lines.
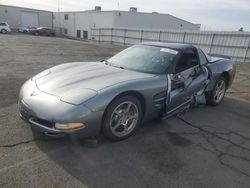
top-left (0, 34), bottom-right (250, 188)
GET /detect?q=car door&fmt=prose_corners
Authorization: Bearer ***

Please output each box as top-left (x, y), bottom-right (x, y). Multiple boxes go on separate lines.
top-left (165, 48), bottom-right (208, 114)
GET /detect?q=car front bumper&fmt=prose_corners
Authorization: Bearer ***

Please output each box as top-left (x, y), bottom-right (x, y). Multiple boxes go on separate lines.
top-left (18, 79), bottom-right (104, 138)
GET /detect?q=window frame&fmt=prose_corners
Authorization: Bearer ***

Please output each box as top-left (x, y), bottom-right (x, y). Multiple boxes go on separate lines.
top-left (197, 48), bottom-right (208, 65)
top-left (64, 28), bottom-right (68, 35)
top-left (173, 48), bottom-right (200, 74)
top-left (64, 14), bottom-right (69, 20)
top-left (76, 30), bottom-right (81, 38)
top-left (0, 22), bottom-right (7, 26)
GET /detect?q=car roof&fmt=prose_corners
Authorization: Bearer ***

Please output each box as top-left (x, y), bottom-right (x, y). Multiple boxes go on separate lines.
top-left (141, 42), bottom-right (196, 51)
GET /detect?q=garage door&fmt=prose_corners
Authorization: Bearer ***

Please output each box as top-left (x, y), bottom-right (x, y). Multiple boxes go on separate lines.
top-left (21, 12), bottom-right (39, 27)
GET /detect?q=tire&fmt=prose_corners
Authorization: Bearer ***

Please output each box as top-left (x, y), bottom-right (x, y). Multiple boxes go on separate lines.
top-left (35, 32), bottom-right (39, 36)
top-left (102, 95), bottom-right (143, 141)
top-left (1, 29), bottom-right (7, 34)
top-left (206, 76), bottom-right (227, 106)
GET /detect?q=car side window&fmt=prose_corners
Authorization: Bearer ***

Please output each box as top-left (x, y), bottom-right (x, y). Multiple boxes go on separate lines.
top-left (197, 48), bottom-right (208, 65)
top-left (0, 22), bottom-right (7, 26)
top-left (175, 50), bottom-right (199, 73)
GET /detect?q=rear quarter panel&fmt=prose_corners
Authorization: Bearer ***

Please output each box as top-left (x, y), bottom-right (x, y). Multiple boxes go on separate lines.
top-left (205, 59), bottom-right (236, 91)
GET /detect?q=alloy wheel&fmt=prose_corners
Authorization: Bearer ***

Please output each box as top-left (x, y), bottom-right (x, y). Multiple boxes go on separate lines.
top-left (214, 80), bottom-right (226, 103)
top-left (109, 101), bottom-right (139, 137)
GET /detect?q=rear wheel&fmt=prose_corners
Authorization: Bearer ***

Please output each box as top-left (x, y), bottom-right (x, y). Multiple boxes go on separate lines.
top-left (206, 76), bottom-right (227, 106)
top-left (102, 96), bottom-right (142, 141)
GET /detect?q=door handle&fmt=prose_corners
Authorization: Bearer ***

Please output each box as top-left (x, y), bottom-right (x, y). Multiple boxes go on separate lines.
top-left (177, 74), bottom-right (184, 80)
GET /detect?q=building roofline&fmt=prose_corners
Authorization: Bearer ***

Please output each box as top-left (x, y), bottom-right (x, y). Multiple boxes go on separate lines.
top-left (54, 10), bottom-right (197, 25)
top-left (0, 4), bottom-right (53, 13)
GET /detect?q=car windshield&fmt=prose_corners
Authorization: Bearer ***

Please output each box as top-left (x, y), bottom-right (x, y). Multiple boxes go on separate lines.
top-left (107, 45), bottom-right (178, 74)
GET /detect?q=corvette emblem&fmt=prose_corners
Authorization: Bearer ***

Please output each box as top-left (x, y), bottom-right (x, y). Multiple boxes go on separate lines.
top-left (30, 91), bottom-right (38, 97)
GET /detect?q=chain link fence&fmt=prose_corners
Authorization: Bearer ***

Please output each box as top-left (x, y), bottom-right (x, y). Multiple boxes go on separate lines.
top-left (91, 28), bottom-right (250, 63)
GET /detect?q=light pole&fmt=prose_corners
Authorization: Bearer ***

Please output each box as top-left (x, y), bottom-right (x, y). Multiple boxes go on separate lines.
top-left (57, 0), bottom-right (62, 35)
top-left (58, 0), bottom-right (60, 12)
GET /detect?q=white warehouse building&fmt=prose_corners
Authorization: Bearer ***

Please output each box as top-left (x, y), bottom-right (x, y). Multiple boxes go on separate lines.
top-left (53, 7), bottom-right (200, 39)
top-left (0, 5), bottom-right (53, 29)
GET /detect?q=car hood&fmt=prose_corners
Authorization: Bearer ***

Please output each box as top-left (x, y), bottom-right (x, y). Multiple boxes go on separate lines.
top-left (35, 62), bottom-right (155, 98)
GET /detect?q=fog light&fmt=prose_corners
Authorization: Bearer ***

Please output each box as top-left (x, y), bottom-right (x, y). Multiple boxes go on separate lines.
top-left (55, 123), bottom-right (85, 130)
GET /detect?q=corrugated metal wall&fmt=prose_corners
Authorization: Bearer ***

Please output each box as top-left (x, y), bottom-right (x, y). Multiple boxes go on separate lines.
top-left (0, 5), bottom-right (53, 29)
top-left (91, 28), bottom-right (250, 63)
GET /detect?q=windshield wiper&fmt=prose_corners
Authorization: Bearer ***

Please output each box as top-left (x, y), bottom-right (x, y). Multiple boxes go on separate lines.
top-left (110, 63), bottom-right (125, 70)
top-left (102, 60), bottom-right (126, 70)
top-left (100, 60), bottom-right (110, 65)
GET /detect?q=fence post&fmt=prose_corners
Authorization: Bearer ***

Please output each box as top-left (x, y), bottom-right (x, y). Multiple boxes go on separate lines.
top-left (158, 31), bottom-right (162, 42)
top-left (98, 28), bottom-right (101, 43)
top-left (182, 32), bottom-right (186, 43)
top-left (124, 29), bottom-right (127, 45)
top-left (140, 30), bottom-right (144, 42)
top-left (244, 38), bottom-right (250, 63)
top-left (111, 28), bottom-right (113, 44)
top-left (90, 28), bottom-right (93, 40)
top-left (209, 33), bottom-right (215, 53)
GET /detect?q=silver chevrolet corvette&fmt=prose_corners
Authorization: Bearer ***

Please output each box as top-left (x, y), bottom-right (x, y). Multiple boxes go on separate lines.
top-left (19, 42), bottom-right (236, 141)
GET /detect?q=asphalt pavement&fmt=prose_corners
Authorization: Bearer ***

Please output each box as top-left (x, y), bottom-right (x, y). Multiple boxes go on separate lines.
top-left (0, 34), bottom-right (250, 188)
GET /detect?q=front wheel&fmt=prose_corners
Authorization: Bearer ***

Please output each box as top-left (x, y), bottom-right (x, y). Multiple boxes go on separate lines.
top-left (206, 76), bottom-right (227, 106)
top-left (1, 29), bottom-right (7, 34)
top-left (102, 96), bottom-right (142, 141)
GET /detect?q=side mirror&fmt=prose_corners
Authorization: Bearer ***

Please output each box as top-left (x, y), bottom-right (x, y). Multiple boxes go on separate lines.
top-left (174, 74), bottom-right (185, 83)
top-left (171, 74), bottom-right (186, 89)
top-left (176, 74), bottom-right (185, 81)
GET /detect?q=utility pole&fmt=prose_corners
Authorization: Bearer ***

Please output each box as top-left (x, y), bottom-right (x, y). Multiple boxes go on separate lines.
top-left (58, 0), bottom-right (61, 12)
top-left (117, 2), bottom-right (120, 10)
top-left (57, 0), bottom-right (61, 35)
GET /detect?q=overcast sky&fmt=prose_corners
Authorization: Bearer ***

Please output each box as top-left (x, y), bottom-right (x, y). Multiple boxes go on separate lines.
top-left (1, 0), bottom-right (250, 31)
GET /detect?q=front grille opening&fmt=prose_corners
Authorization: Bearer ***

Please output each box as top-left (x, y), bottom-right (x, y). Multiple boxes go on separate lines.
top-left (33, 118), bottom-right (54, 128)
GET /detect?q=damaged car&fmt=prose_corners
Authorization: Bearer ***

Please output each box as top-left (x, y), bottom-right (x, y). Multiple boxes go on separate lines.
top-left (18, 42), bottom-right (236, 141)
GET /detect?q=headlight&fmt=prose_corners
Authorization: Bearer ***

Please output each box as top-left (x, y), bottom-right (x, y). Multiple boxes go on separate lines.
top-left (31, 69), bottom-right (51, 81)
top-left (61, 88), bottom-right (97, 105)
top-left (55, 123), bottom-right (85, 130)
